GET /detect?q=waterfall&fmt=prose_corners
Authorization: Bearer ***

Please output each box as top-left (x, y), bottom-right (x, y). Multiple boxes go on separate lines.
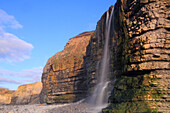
top-left (88, 7), bottom-right (114, 112)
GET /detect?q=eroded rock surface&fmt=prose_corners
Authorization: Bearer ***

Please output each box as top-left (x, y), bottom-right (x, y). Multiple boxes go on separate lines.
top-left (10, 82), bottom-right (42, 105)
top-left (40, 31), bottom-right (93, 104)
top-left (83, 0), bottom-right (169, 112)
top-left (94, 0), bottom-right (170, 112)
top-left (40, 0), bottom-right (169, 112)
top-left (0, 88), bottom-right (14, 105)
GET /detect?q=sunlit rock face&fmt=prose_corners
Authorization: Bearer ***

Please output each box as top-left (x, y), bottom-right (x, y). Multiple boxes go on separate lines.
top-left (83, 0), bottom-right (169, 112)
top-left (40, 31), bottom-right (93, 104)
top-left (40, 0), bottom-right (169, 112)
top-left (101, 0), bottom-right (170, 112)
top-left (10, 82), bottom-right (42, 105)
top-left (0, 88), bottom-right (15, 104)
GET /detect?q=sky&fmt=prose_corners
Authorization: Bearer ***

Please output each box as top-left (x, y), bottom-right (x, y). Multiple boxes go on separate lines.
top-left (0, 0), bottom-right (116, 90)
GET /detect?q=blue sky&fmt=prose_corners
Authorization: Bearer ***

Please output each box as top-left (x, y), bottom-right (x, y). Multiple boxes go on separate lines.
top-left (0, 0), bottom-right (116, 90)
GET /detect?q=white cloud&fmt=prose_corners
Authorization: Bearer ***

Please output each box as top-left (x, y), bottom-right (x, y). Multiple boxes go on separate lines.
top-left (0, 32), bottom-right (33, 62)
top-left (0, 67), bottom-right (43, 84)
top-left (0, 9), bottom-right (22, 29)
top-left (0, 9), bottom-right (33, 62)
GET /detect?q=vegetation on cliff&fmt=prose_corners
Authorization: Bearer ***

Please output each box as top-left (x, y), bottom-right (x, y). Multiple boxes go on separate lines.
top-left (102, 0), bottom-right (170, 112)
top-left (39, 0), bottom-right (169, 112)
top-left (40, 31), bottom-right (93, 104)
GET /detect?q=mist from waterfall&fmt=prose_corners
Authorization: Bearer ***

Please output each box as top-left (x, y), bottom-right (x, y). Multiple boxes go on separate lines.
top-left (88, 7), bottom-right (114, 113)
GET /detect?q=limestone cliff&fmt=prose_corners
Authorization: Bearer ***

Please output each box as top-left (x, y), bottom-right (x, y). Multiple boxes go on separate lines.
top-left (83, 0), bottom-right (169, 112)
top-left (10, 82), bottom-right (42, 105)
top-left (40, 0), bottom-right (169, 112)
top-left (0, 88), bottom-right (14, 104)
top-left (106, 0), bottom-right (170, 112)
top-left (40, 31), bottom-right (93, 104)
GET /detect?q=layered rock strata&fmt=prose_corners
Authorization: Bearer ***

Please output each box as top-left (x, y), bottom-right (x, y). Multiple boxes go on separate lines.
top-left (85, 6), bottom-right (116, 93)
top-left (40, 31), bottom-right (93, 104)
top-left (106, 0), bottom-right (170, 112)
top-left (40, 0), bottom-right (169, 112)
top-left (84, 0), bottom-right (170, 112)
top-left (10, 82), bottom-right (42, 105)
top-left (0, 88), bottom-right (14, 104)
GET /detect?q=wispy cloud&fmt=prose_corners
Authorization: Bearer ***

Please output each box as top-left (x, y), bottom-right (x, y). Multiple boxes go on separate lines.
top-left (0, 77), bottom-right (21, 84)
top-left (0, 9), bottom-right (33, 62)
top-left (0, 9), bottom-right (22, 29)
top-left (0, 32), bottom-right (33, 62)
top-left (0, 67), bottom-right (43, 84)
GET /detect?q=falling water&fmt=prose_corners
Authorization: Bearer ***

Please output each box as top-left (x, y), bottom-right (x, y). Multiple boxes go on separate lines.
top-left (88, 7), bottom-right (114, 112)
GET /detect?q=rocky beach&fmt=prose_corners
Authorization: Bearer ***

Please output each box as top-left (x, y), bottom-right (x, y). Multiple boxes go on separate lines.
top-left (0, 104), bottom-right (69, 113)
top-left (0, 100), bottom-right (104, 113)
top-left (0, 0), bottom-right (169, 113)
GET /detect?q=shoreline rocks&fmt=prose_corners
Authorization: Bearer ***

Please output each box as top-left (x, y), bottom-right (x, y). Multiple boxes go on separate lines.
top-left (10, 82), bottom-right (42, 105)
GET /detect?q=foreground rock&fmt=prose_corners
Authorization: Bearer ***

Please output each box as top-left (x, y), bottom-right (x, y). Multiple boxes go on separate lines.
top-left (10, 82), bottom-right (42, 105)
top-left (48, 101), bottom-right (99, 113)
top-left (0, 104), bottom-right (68, 113)
top-left (0, 101), bottom-right (100, 113)
top-left (40, 31), bottom-right (93, 104)
top-left (0, 88), bottom-right (14, 105)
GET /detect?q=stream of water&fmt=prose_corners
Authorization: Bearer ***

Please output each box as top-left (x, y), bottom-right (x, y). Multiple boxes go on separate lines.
top-left (87, 7), bottom-right (114, 113)
top-left (0, 7), bottom-right (115, 113)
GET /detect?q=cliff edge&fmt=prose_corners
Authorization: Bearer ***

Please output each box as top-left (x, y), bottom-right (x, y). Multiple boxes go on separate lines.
top-left (40, 31), bottom-right (93, 104)
top-left (0, 88), bottom-right (14, 104)
top-left (10, 82), bottom-right (42, 105)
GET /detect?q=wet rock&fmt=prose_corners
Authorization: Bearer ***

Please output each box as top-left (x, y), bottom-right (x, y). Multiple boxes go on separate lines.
top-left (102, 0), bottom-right (170, 112)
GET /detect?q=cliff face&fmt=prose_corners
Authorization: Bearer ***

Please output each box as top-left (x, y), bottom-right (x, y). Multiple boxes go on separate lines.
top-left (10, 82), bottom-right (42, 105)
top-left (85, 6), bottom-right (115, 93)
top-left (83, 0), bottom-right (169, 112)
top-left (40, 0), bottom-right (169, 112)
top-left (107, 0), bottom-right (170, 112)
top-left (40, 31), bottom-right (93, 104)
top-left (0, 88), bottom-right (14, 104)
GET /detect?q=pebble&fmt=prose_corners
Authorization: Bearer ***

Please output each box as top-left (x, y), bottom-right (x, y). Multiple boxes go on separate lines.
top-left (0, 102), bottom-right (103, 113)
